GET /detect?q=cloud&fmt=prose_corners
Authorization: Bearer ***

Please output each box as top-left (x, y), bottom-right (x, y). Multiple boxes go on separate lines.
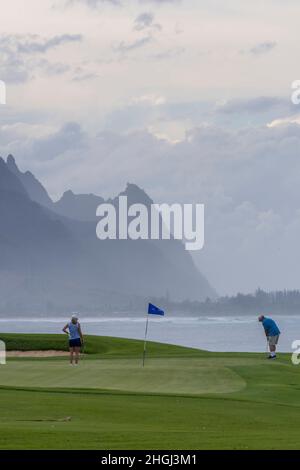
top-left (134, 12), bottom-right (162, 32)
top-left (35, 59), bottom-right (71, 76)
top-left (214, 96), bottom-right (300, 129)
top-left (114, 35), bottom-right (152, 53)
top-left (139, 0), bottom-right (182, 4)
top-left (267, 115), bottom-right (300, 128)
top-left (66, 0), bottom-right (180, 7)
top-left (174, 22), bottom-right (184, 35)
top-left (71, 71), bottom-right (100, 81)
top-left (149, 46), bottom-right (185, 60)
top-left (0, 121), bottom-right (87, 165)
top-left (133, 94), bottom-right (166, 106)
top-left (30, 122), bottom-right (87, 161)
top-left (0, 34), bottom-right (82, 83)
top-left (216, 96), bottom-right (293, 115)
top-left (114, 10), bottom-right (163, 56)
top-left (102, 95), bottom-right (296, 137)
top-left (16, 34), bottom-right (82, 54)
top-left (242, 41), bottom-right (277, 56)
top-left (139, 0), bottom-right (181, 3)
top-left (66, 0), bottom-right (121, 7)
top-left (134, 12), bottom-right (154, 30)
top-left (0, 33), bottom-right (82, 55)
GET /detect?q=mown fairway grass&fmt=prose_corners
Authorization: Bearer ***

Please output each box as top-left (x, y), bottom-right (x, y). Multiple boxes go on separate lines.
top-left (0, 333), bottom-right (299, 449)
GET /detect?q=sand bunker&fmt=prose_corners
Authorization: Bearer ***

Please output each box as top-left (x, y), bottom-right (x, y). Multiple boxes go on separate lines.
top-left (7, 350), bottom-right (69, 357)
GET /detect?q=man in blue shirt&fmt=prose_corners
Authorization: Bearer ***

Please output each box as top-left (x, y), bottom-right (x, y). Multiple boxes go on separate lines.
top-left (258, 315), bottom-right (280, 359)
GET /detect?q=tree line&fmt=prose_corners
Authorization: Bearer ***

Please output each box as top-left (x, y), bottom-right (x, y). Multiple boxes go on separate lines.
top-left (152, 289), bottom-right (300, 315)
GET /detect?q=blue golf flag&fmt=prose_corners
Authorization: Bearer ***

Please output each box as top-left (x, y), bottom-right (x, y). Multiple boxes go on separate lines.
top-left (148, 303), bottom-right (164, 316)
top-left (143, 303), bottom-right (165, 366)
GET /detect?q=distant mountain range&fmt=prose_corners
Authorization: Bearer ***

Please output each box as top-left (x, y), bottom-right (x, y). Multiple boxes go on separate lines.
top-left (0, 155), bottom-right (216, 315)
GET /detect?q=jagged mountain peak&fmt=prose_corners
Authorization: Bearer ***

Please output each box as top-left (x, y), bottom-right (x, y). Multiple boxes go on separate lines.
top-left (54, 189), bottom-right (104, 221)
top-left (109, 182), bottom-right (153, 207)
top-left (0, 156), bottom-right (27, 195)
top-left (5, 154), bottom-right (53, 208)
top-left (6, 154), bottom-right (19, 172)
top-left (61, 189), bottom-right (75, 199)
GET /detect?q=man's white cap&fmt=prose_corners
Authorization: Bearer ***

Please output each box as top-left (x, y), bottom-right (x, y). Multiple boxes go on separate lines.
top-left (71, 313), bottom-right (79, 320)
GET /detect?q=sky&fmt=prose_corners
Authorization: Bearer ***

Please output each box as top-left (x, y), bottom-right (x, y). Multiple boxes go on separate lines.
top-left (0, 0), bottom-right (300, 295)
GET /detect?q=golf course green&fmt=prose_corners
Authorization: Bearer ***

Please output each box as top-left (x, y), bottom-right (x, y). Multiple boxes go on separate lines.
top-left (0, 333), bottom-right (299, 450)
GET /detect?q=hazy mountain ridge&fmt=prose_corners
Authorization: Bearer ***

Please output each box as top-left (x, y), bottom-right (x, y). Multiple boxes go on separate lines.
top-left (0, 155), bottom-right (216, 315)
top-left (54, 190), bottom-right (104, 221)
top-left (6, 155), bottom-right (53, 208)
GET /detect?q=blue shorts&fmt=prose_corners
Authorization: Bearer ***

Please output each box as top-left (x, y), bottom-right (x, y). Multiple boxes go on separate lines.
top-left (69, 338), bottom-right (82, 348)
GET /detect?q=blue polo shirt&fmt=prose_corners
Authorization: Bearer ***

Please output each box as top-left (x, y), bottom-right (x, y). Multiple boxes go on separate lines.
top-left (262, 317), bottom-right (280, 336)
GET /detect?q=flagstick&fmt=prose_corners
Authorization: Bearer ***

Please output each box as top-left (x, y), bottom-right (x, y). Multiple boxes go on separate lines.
top-left (142, 314), bottom-right (149, 367)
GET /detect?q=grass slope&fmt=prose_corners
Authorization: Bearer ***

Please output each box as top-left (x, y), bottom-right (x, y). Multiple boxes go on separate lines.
top-left (0, 333), bottom-right (299, 450)
top-left (1, 333), bottom-right (204, 357)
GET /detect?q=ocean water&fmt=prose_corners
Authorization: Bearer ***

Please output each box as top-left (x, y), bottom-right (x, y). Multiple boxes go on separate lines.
top-left (0, 314), bottom-right (299, 352)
